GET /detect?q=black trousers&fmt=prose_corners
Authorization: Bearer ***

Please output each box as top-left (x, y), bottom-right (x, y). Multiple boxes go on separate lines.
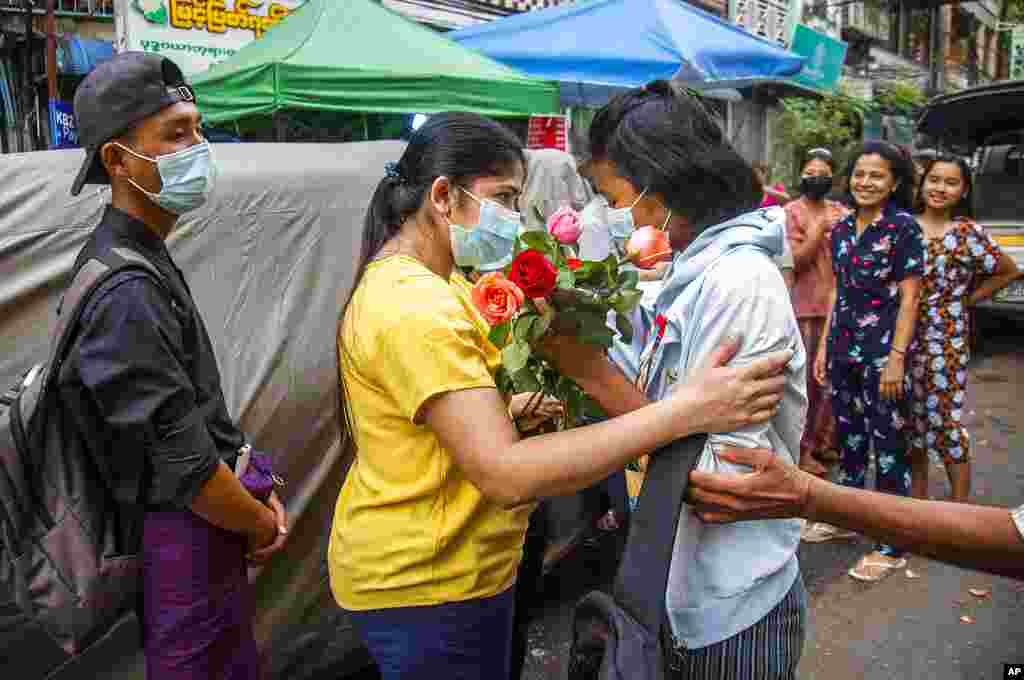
top-left (510, 502), bottom-right (549, 680)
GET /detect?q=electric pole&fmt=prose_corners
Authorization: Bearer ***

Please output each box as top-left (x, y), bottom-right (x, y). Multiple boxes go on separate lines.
top-left (46, 0), bottom-right (57, 148)
top-left (928, 0), bottom-right (944, 96)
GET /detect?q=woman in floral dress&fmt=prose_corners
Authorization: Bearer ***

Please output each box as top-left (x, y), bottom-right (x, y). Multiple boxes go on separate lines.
top-left (805, 142), bottom-right (925, 583)
top-left (911, 156), bottom-right (1021, 502)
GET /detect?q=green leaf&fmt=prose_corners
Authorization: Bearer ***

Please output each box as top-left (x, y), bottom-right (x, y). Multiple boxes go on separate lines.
top-left (488, 321), bottom-right (511, 348)
top-left (502, 341), bottom-right (531, 373)
top-left (612, 289), bottom-right (643, 315)
top-left (580, 394), bottom-right (606, 419)
top-left (572, 310), bottom-right (608, 335)
top-left (511, 367), bottom-right (542, 394)
top-left (617, 269), bottom-right (639, 289)
top-left (556, 269), bottom-right (576, 290)
top-left (602, 254), bottom-right (619, 287)
top-left (494, 366), bottom-right (513, 395)
top-left (572, 260), bottom-right (605, 285)
top-left (564, 393), bottom-right (582, 429)
top-left (532, 306), bottom-right (554, 340)
top-left (520, 231), bottom-right (557, 256)
top-left (614, 312), bottom-right (633, 344)
top-left (513, 315), bottom-right (537, 344)
top-left (579, 328), bottom-right (615, 348)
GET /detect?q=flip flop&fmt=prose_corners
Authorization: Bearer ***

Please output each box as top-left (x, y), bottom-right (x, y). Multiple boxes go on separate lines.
top-left (848, 554), bottom-right (907, 582)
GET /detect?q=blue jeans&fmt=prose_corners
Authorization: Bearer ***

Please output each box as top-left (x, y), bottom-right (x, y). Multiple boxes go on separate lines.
top-left (349, 587), bottom-right (516, 680)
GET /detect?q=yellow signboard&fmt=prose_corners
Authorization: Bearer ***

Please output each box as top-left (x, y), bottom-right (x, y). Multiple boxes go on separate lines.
top-left (167, 0), bottom-right (291, 39)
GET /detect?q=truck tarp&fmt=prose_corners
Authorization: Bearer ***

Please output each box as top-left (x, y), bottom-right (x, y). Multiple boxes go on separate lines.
top-left (0, 141), bottom-right (406, 677)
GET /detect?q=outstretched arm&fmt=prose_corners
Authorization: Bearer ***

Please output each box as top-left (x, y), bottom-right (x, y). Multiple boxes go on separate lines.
top-left (689, 447), bottom-right (1024, 581)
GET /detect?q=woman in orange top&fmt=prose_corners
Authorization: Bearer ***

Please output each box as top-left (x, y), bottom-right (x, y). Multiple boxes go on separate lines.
top-left (785, 148), bottom-right (849, 477)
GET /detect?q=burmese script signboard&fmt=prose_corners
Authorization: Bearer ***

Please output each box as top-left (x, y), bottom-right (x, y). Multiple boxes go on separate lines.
top-left (115, 0), bottom-right (306, 76)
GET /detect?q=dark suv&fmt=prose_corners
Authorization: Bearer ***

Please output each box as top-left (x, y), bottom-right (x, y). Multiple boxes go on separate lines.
top-left (917, 80), bottom-right (1024, 321)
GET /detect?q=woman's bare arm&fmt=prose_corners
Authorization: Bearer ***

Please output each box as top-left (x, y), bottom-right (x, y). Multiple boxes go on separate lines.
top-left (422, 341), bottom-right (789, 507)
top-left (970, 252), bottom-right (1022, 305)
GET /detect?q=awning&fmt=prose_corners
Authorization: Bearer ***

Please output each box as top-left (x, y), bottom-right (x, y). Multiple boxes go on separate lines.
top-left (190, 0), bottom-right (559, 123)
top-left (56, 37), bottom-right (115, 76)
top-left (449, 0), bottom-right (805, 107)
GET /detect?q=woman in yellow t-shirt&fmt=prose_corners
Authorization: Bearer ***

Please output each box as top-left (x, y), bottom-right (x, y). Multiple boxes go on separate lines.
top-left (329, 112), bottom-right (792, 680)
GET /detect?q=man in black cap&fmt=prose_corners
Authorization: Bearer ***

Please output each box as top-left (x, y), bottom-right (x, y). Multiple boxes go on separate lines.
top-left (63, 52), bottom-right (286, 678)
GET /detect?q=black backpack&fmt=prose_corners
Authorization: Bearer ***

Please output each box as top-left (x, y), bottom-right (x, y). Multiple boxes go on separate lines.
top-left (567, 434), bottom-right (706, 680)
top-left (0, 246), bottom-right (170, 676)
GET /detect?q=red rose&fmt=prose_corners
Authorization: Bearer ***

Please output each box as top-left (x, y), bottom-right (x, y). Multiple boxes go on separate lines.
top-left (567, 258), bottom-right (582, 271)
top-left (509, 249), bottom-right (558, 299)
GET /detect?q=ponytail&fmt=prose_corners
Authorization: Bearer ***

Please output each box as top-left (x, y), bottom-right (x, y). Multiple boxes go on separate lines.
top-left (335, 112), bottom-right (525, 454)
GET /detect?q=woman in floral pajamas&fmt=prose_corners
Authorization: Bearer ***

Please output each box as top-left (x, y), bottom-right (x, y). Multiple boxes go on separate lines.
top-left (805, 142), bottom-right (925, 582)
top-left (911, 156), bottom-right (1021, 503)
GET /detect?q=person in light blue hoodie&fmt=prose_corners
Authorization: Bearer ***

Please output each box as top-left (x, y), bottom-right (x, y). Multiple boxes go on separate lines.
top-left (552, 80), bottom-right (808, 679)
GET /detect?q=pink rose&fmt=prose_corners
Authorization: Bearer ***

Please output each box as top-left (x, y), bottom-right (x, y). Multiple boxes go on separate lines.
top-left (547, 205), bottom-right (583, 244)
top-left (471, 272), bottom-right (525, 326)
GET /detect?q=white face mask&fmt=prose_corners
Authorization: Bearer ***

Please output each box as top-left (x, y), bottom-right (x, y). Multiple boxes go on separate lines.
top-left (115, 140), bottom-right (217, 215)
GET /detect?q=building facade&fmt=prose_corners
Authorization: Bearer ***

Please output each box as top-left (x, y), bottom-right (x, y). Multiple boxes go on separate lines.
top-left (0, 0), bottom-right (114, 152)
top-left (802, 0), bottom-right (1005, 93)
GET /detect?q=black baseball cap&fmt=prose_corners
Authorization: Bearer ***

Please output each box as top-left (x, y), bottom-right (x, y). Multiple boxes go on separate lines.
top-left (71, 52), bottom-right (196, 196)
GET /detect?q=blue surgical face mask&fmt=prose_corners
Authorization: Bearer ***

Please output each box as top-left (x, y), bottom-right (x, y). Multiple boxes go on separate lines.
top-left (582, 189), bottom-right (667, 256)
top-left (116, 140), bottom-right (217, 215)
top-left (605, 189), bottom-right (646, 244)
top-left (449, 189), bottom-right (522, 271)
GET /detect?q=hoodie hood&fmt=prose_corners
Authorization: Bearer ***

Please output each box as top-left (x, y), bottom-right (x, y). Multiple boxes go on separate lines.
top-left (657, 206), bottom-right (787, 304)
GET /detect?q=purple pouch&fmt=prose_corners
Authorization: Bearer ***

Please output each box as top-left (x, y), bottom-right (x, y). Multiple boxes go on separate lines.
top-left (236, 445), bottom-right (284, 502)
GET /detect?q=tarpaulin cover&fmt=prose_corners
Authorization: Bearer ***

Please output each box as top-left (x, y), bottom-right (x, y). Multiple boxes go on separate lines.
top-left (190, 0), bottom-right (560, 123)
top-left (0, 141), bottom-right (599, 678)
top-left (449, 0), bottom-right (806, 106)
top-left (0, 141), bottom-right (410, 677)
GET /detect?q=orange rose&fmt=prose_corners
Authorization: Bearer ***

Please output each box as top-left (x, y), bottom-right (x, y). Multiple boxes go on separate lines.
top-left (471, 272), bottom-right (525, 326)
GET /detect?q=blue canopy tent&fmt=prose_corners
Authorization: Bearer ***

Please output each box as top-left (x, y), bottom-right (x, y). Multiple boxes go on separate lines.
top-left (56, 37), bottom-right (115, 76)
top-left (450, 0), bottom-right (807, 106)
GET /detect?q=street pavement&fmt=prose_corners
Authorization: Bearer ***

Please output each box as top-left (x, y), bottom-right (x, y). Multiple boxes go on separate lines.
top-left (521, 322), bottom-right (1024, 680)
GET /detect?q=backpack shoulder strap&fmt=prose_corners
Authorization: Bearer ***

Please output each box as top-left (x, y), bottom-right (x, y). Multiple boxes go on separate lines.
top-left (610, 433), bottom-right (708, 634)
top-left (19, 247), bottom-right (171, 423)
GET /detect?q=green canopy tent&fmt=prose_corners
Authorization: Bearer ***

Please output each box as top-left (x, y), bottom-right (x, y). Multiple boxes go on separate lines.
top-left (190, 0), bottom-right (560, 126)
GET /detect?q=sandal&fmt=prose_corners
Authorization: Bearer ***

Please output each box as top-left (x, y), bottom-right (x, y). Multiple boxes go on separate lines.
top-left (848, 552), bottom-right (907, 582)
top-left (801, 522), bottom-right (858, 543)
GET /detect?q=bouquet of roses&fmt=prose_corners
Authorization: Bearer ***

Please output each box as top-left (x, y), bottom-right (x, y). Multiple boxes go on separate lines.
top-left (469, 206), bottom-right (672, 428)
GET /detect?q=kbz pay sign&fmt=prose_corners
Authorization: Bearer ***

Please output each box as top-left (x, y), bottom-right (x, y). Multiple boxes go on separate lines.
top-left (48, 100), bottom-right (79, 150)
